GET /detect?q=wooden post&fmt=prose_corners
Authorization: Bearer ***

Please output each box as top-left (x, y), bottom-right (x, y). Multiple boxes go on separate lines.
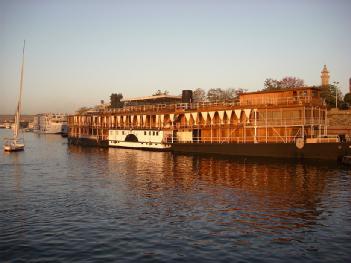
top-left (256, 109), bottom-right (259, 143)
top-left (265, 107), bottom-right (268, 143)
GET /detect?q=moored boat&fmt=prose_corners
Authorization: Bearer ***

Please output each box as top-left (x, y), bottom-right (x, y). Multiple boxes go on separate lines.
top-left (33, 113), bottom-right (67, 134)
top-left (3, 41), bottom-right (26, 152)
top-left (67, 88), bottom-right (351, 162)
top-left (171, 141), bottom-right (351, 161)
top-left (3, 138), bottom-right (25, 152)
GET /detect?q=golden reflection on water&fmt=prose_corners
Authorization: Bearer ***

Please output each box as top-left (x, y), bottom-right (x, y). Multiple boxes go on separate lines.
top-left (105, 149), bottom-right (329, 233)
top-left (2, 131), bottom-right (350, 261)
top-left (63, 143), bottom-right (345, 239)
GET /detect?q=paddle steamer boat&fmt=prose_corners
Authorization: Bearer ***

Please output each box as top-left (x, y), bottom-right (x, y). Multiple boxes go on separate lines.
top-left (67, 88), bottom-right (351, 161)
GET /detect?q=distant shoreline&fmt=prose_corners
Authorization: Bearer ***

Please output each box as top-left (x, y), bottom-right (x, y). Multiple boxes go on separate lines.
top-left (0, 115), bottom-right (34, 122)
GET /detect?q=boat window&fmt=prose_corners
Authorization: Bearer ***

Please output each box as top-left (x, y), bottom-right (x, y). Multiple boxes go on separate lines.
top-left (156, 132), bottom-right (159, 136)
top-left (299, 90), bottom-right (307, 96)
top-left (271, 111), bottom-right (281, 120)
top-left (153, 131), bottom-right (155, 136)
top-left (144, 131), bottom-right (146, 135)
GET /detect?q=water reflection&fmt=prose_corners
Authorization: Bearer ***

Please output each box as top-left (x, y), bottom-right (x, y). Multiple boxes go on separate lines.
top-left (1, 130), bottom-right (350, 262)
top-left (105, 149), bottom-right (333, 236)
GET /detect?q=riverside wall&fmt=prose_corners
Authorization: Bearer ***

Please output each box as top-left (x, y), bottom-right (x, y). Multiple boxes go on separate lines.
top-left (327, 109), bottom-right (351, 136)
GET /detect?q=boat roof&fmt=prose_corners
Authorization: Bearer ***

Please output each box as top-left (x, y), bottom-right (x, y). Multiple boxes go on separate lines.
top-left (122, 94), bottom-right (182, 102)
top-left (242, 86), bottom-right (321, 96)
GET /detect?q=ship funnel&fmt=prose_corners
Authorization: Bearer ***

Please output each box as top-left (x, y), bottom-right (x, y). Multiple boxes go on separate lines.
top-left (182, 90), bottom-right (193, 103)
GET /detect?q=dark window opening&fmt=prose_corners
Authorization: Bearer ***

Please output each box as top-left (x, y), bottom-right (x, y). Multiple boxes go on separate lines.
top-left (125, 134), bottom-right (138, 142)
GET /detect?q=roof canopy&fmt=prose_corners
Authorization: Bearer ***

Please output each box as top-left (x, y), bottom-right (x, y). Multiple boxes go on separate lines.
top-left (241, 86), bottom-right (320, 96)
top-left (122, 94), bottom-right (181, 102)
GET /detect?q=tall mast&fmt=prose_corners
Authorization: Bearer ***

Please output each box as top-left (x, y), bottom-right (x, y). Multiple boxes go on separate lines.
top-left (14, 40), bottom-right (25, 138)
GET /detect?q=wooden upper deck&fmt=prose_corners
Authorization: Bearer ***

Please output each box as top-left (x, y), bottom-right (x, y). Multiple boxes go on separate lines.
top-left (67, 87), bottom-right (328, 143)
top-left (94, 87), bottom-right (325, 117)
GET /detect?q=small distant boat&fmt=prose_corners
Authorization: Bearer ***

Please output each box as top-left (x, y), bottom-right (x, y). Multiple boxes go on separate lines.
top-left (3, 41), bottom-right (26, 152)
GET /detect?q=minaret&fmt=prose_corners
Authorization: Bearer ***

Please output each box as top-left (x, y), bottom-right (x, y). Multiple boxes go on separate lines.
top-left (321, 65), bottom-right (330, 87)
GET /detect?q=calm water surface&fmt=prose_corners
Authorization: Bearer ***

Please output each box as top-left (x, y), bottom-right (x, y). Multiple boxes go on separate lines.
top-left (0, 130), bottom-right (350, 262)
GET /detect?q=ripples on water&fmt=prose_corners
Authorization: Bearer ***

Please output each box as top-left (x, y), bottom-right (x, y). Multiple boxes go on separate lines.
top-left (0, 130), bottom-right (350, 262)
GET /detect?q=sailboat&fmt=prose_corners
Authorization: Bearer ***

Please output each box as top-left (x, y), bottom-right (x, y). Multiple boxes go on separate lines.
top-left (3, 41), bottom-right (26, 152)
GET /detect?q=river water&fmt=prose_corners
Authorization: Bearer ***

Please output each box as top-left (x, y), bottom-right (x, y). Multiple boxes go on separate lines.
top-left (0, 130), bottom-right (350, 262)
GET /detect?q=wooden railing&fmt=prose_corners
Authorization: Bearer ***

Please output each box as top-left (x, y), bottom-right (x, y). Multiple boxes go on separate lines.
top-left (68, 117), bottom-right (326, 130)
top-left (82, 96), bottom-right (325, 116)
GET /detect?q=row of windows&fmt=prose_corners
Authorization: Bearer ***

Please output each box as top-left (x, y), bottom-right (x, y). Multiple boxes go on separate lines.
top-left (109, 130), bottom-right (160, 136)
top-left (144, 131), bottom-right (159, 136)
top-left (110, 140), bottom-right (159, 146)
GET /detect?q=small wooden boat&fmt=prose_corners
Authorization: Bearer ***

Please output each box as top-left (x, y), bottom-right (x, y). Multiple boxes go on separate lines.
top-left (3, 41), bottom-right (26, 152)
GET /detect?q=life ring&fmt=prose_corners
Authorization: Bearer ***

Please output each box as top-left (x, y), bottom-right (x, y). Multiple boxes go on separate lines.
top-left (296, 138), bottom-right (304, 149)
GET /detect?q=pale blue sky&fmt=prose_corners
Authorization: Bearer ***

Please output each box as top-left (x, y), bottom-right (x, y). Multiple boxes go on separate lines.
top-left (1, 0), bottom-right (350, 114)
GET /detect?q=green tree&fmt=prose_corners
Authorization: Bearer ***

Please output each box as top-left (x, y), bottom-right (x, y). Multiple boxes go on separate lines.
top-left (207, 88), bottom-right (247, 102)
top-left (280, 77), bottom-right (304, 89)
top-left (341, 93), bottom-right (351, 109)
top-left (232, 88), bottom-right (247, 99)
top-left (110, 93), bottom-right (124, 108)
top-left (264, 78), bottom-right (281, 90)
top-left (207, 88), bottom-right (226, 102)
top-left (263, 76), bottom-right (304, 90)
top-left (193, 88), bottom-right (206, 102)
top-left (152, 90), bottom-right (169, 96)
top-left (320, 84), bottom-right (342, 108)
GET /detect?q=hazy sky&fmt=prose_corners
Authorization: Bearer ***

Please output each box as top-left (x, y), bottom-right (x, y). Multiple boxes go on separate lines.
top-left (1, 0), bottom-right (350, 114)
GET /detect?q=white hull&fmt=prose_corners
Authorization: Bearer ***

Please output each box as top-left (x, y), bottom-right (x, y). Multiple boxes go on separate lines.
top-left (3, 144), bottom-right (25, 152)
top-left (3, 138), bottom-right (25, 152)
top-left (33, 113), bottom-right (67, 134)
top-left (110, 141), bottom-right (171, 150)
top-left (3, 41), bottom-right (25, 152)
top-left (34, 123), bottom-right (66, 134)
top-left (109, 129), bottom-right (171, 150)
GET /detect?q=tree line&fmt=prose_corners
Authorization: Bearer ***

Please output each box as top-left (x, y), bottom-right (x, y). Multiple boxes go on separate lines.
top-left (77, 76), bottom-right (351, 113)
top-left (109, 87), bottom-right (248, 108)
top-left (319, 83), bottom-right (351, 109)
top-left (262, 76), bottom-right (351, 109)
top-left (109, 82), bottom-right (351, 109)
top-left (192, 88), bottom-right (247, 102)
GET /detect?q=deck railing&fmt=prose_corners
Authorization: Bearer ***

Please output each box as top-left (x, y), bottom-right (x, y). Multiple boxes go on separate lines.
top-left (68, 116), bottom-right (326, 130)
top-left (87, 96), bottom-right (325, 116)
top-left (167, 135), bottom-right (343, 144)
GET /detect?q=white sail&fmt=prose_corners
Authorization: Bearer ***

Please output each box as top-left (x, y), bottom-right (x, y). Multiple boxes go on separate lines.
top-left (3, 40), bottom-right (25, 152)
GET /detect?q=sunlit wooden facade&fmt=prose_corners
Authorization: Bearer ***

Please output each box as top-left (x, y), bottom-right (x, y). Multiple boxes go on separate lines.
top-left (68, 87), bottom-right (333, 146)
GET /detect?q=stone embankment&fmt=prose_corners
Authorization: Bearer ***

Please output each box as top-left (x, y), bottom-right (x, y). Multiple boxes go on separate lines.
top-left (327, 109), bottom-right (351, 136)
